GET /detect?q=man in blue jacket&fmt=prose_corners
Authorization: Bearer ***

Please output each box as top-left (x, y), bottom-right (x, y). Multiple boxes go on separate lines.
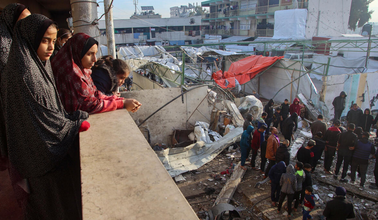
top-left (269, 161), bottom-right (286, 207)
top-left (351, 132), bottom-right (376, 189)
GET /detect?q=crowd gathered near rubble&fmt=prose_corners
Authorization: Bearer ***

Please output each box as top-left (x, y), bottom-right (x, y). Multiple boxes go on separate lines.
top-left (240, 92), bottom-right (378, 219)
top-left (0, 3), bottom-right (142, 219)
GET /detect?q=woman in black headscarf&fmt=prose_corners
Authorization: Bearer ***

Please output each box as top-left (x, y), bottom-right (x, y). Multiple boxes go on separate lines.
top-left (281, 112), bottom-right (298, 141)
top-left (0, 3), bottom-right (30, 167)
top-left (1, 14), bottom-right (89, 219)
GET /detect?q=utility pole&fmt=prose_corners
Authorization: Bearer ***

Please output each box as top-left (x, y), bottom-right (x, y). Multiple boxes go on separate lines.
top-left (70, 0), bottom-right (99, 40)
top-left (104, 0), bottom-right (116, 58)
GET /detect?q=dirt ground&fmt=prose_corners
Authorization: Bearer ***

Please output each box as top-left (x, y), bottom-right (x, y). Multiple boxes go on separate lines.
top-left (176, 145), bottom-right (378, 220)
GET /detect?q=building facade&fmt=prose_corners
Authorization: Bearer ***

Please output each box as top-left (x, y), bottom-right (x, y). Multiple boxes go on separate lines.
top-left (98, 16), bottom-right (207, 47)
top-left (201, 0), bottom-right (352, 38)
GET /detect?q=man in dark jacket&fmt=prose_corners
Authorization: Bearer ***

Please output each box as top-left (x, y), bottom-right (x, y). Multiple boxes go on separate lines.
top-left (334, 123), bottom-right (358, 182)
top-left (243, 113), bottom-right (253, 131)
top-left (332, 91), bottom-right (347, 120)
top-left (312, 131), bottom-right (325, 172)
top-left (280, 99), bottom-right (290, 130)
top-left (297, 139), bottom-right (315, 166)
top-left (360, 108), bottom-right (374, 132)
top-left (311, 115), bottom-right (327, 137)
top-left (264, 99), bottom-right (274, 132)
top-left (323, 120), bottom-right (342, 174)
top-left (323, 186), bottom-right (355, 220)
top-left (346, 103), bottom-right (363, 126)
top-left (273, 107), bottom-right (282, 130)
top-left (269, 161), bottom-right (286, 207)
top-left (240, 125), bottom-right (254, 170)
top-left (276, 139), bottom-right (290, 166)
top-left (351, 132), bottom-right (376, 188)
top-left (370, 145), bottom-right (378, 190)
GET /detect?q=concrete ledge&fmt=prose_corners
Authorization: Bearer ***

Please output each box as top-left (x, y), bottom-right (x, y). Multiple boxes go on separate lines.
top-left (80, 110), bottom-right (198, 220)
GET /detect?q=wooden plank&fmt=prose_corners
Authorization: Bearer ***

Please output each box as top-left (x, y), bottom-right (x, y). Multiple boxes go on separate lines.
top-left (213, 162), bottom-right (246, 206)
top-left (316, 175), bottom-right (378, 202)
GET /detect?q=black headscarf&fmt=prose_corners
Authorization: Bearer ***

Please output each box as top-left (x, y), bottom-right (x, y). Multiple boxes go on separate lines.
top-left (80, 37), bottom-right (98, 59)
top-left (0, 3), bottom-right (27, 159)
top-left (0, 14), bottom-right (89, 178)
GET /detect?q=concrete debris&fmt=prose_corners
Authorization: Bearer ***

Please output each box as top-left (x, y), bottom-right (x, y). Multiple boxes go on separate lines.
top-left (236, 95), bottom-right (264, 120)
top-left (156, 127), bottom-right (243, 177)
top-left (175, 175), bottom-right (186, 182)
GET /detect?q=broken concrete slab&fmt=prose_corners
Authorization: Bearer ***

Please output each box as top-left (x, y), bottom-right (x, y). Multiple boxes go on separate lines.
top-left (156, 127), bottom-right (243, 177)
top-left (224, 100), bottom-right (244, 127)
top-left (213, 162), bottom-right (246, 206)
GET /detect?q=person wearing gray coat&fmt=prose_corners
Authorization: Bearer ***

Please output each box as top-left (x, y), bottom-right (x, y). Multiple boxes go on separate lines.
top-left (278, 164), bottom-right (297, 216)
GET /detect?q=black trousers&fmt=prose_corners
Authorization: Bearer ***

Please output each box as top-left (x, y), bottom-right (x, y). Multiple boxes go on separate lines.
top-left (324, 146), bottom-right (336, 172)
top-left (265, 159), bottom-right (276, 177)
top-left (271, 182), bottom-right (281, 202)
top-left (351, 160), bottom-right (368, 187)
top-left (278, 192), bottom-right (294, 214)
top-left (374, 162), bottom-right (378, 186)
top-left (261, 155), bottom-right (267, 172)
top-left (334, 109), bottom-right (343, 121)
top-left (294, 190), bottom-right (301, 209)
top-left (251, 149), bottom-right (258, 168)
top-left (335, 150), bottom-right (353, 179)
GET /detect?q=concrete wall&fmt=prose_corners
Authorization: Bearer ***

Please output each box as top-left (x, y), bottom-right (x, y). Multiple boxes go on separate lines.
top-left (121, 87), bottom-right (211, 146)
top-left (306, 0), bottom-right (352, 38)
top-left (80, 110), bottom-right (198, 220)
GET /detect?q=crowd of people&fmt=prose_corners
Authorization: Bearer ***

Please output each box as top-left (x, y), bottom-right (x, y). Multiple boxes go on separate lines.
top-left (0, 3), bottom-right (142, 219)
top-left (241, 94), bottom-right (378, 219)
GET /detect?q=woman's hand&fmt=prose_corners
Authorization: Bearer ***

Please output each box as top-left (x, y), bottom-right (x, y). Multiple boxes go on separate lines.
top-left (124, 99), bottom-right (142, 113)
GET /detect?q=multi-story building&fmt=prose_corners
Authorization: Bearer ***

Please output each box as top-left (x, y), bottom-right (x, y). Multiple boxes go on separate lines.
top-left (170, 4), bottom-right (196, 18)
top-left (98, 16), bottom-right (207, 47)
top-left (201, 0), bottom-right (352, 38)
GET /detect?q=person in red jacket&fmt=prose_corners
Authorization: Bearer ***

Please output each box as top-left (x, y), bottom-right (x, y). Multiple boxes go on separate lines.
top-left (251, 125), bottom-right (267, 170)
top-left (290, 97), bottom-right (301, 116)
top-left (51, 33), bottom-right (141, 114)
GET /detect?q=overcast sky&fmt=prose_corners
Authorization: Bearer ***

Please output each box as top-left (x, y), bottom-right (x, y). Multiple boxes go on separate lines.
top-left (98, 0), bottom-right (378, 22)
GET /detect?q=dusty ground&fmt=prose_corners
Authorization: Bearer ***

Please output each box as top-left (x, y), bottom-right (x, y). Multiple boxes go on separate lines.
top-left (176, 144), bottom-right (378, 220)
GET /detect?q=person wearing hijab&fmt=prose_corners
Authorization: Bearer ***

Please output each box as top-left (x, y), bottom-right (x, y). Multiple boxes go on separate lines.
top-left (91, 55), bottom-right (129, 96)
top-left (50, 28), bottom-right (72, 60)
top-left (1, 14), bottom-right (89, 219)
top-left (281, 112), bottom-right (298, 141)
top-left (0, 3), bottom-right (30, 167)
top-left (0, 3), bottom-right (30, 72)
top-left (52, 33), bottom-right (141, 114)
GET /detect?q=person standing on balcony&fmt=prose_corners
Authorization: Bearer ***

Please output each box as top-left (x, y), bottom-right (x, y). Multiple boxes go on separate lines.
top-left (91, 55), bottom-right (130, 96)
top-left (51, 33), bottom-right (142, 114)
top-left (1, 14), bottom-right (90, 219)
top-left (0, 3), bottom-right (30, 166)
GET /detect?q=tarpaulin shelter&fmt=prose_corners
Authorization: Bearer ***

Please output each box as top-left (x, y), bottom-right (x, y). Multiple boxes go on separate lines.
top-left (212, 55), bottom-right (282, 89)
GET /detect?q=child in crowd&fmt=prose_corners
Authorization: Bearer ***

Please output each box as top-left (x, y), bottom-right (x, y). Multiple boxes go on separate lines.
top-left (273, 107), bottom-right (282, 131)
top-left (300, 163), bottom-right (313, 205)
top-left (294, 162), bottom-right (305, 212)
top-left (278, 164), bottom-right (297, 217)
top-left (303, 186), bottom-right (315, 220)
